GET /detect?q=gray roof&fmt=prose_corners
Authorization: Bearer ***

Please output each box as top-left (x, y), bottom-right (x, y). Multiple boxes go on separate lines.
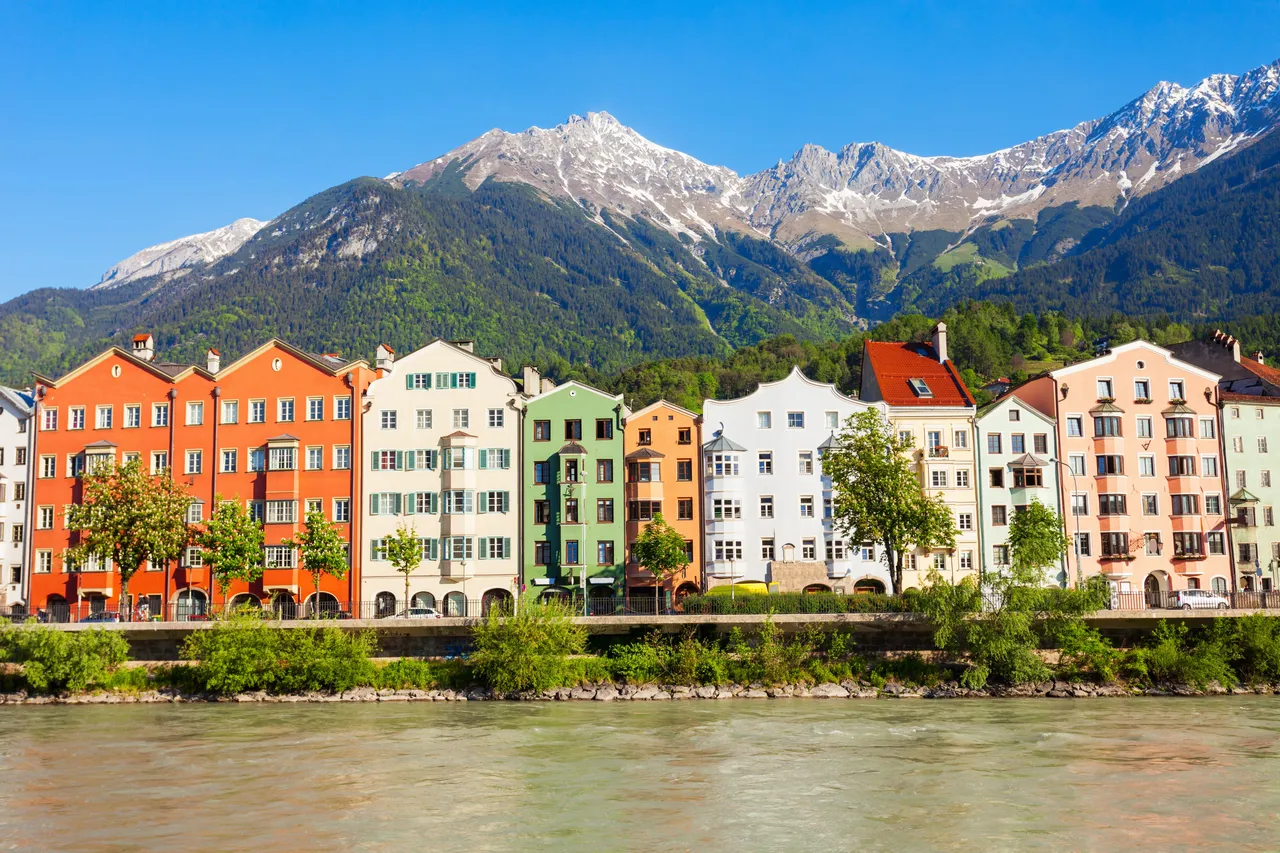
top-left (625, 447), bottom-right (666, 460)
top-left (1008, 453), bottom-right (1048, 468)
top-left (702, 434), bottom-right (746, 453)
top-left (558, 441), bottom-right (588, 456)
top-left (818, 433), bottom-right (839, 451)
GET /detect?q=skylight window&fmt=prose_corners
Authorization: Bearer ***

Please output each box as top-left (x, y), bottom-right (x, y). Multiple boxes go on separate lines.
top-left (908, 378), bottom-right (933, 398)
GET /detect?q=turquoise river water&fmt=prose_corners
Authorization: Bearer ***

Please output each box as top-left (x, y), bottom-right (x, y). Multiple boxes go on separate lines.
top-left (0, 698), bottom-right (1278, 852)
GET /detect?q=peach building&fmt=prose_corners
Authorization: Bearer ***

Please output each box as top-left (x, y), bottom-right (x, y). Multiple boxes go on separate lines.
top-left (1014, 341), bottom-right (1230, 600)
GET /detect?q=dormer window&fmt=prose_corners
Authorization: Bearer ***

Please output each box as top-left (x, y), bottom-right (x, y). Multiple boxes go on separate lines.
top-left (908, 379), bottom-right (933, 398)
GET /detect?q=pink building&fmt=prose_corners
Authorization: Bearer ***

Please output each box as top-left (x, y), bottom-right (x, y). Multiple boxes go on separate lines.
top-left (1014, 341), bottom-right (1230, 601)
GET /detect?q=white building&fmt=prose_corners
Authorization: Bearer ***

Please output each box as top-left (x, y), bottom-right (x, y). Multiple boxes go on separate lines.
top-left (701, 368), bottom-right (892, 593)
top-left (0, 387), bottom-right (33, 609)
top-left (360, 341), bottom-right (523, 617)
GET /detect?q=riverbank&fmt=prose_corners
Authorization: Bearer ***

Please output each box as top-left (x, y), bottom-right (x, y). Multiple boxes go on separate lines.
top-left (3, 677), bottom-right (1276, 705)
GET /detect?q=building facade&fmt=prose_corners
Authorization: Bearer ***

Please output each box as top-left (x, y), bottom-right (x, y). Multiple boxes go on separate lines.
top-left (861, 325), bottom-right (980, 590)
top-left (975, 393), bottom-right (1067, 586)
top-left (622, 401), bottom-right (702, 605)
top-left (0, 387), bottom-right (33, 608)
top-left (701, 367), bottom-right (892, 593)
top-left (1014, 341), bottom-right (1231, 599)
top-left (28, 337), bottom-right (374, 619)
top-left (522, 382), bottom-right (627, 608)
top-left (361, 340), bottom-right (523, 617)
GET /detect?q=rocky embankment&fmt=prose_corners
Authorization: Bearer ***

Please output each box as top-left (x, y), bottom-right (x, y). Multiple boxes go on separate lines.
top-left (2, 679), bottom-right (1276, 705)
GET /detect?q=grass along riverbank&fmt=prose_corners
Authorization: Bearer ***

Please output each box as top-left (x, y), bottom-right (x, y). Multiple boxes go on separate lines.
top-left (4, 602), bottom-right (1280, 703)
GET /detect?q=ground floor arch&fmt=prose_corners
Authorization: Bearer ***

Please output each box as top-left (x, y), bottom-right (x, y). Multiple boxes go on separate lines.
top-left (271, 592), bottom-right (297, 620)
top-left (443, 591), bottom-right (468, 617)
top-left (304, 591), bottom-right (341, 618)
top-left (174, 588), bottom-right (208, 621)
top-left (227, 593), bottom-right (262, 612)
top-left (374, 591), bottom-right (397, 617)
top-left (1144, 571), bottom-right (1169, 607)
top-left (802, 583), bottom-right (832, 594)
top-left (853, 577), bottom-right (887, 594)
top-left (480, 588), bottom-right (513, 616)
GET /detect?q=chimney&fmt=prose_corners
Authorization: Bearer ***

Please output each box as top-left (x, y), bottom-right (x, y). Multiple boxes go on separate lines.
top-left (487, 356), bottom-right (504, 373)
top-left (451, 339), bottom-right (475, 353)
top-left (931, 322), bottom-right (948, 364)
top-left (206, 348), bottom-right (221, 374)
top-left (131, 333), bottom-right (155, 362)
top-left (540, 377), bottom-right (557, 394)
top-left (376, 343), bottom-right (395, 375)
top-left (523, 365), bottom-right (541, 396)
top-left (1254, 351), bottom-right (1266, 366)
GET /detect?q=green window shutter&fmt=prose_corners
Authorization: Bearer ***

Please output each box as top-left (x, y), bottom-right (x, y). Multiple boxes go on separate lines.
top-left (428, 492), bottom-right (438, 514)
top-left (469, 372), bottom-right (477, 388)
top-left (405, 374), bottom-right (415, 390)
top-left (405, 493), bottom-right (416, 514)
top-left (428, 450), bottom-right (437, 470)
top-left (426, 539), bottom-right (437, 560)
top-left (405, 450), bottom-right (416, 471)
top-left (450, 373), bottom-right (459, 389)
top-left (394, 450), bottom-right (404, 471)
top-left (477, 538), bottom-right (488, 560)
top-left (477, 492), bottom-right (488, 514)
top-left (370, 450), bottom-right (380, 470)
top-left (478, 449), bottom-right (488, 470)
top-left (392, 493), bottom-right (402, 515)
top-left (500, 491), bottom-right (509, 513)
top-left (370, 494), bottom-right (380, 516)
top-left (503, 537), bottom-right (511, 559)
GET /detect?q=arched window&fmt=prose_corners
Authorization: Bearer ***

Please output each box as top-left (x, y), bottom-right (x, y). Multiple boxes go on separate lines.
top-left (228, 593), bottom-right (262, 613)
top-left (374, 591), bottom-right (398, 618)
top-left (411, 591), bottom-right (437, 610)
top-left (1211, 576), bottom-right (1228, 595)
top-left (481, 589), bottom-right (512, 616)
top-left (272, 593), bottom-right (297, 620)
top-left (175, 589), bottom-right (208, 621)
top-left (305, 592), bottom-right (340, 618)
top-left (444, 591), bottom-right (467, 617)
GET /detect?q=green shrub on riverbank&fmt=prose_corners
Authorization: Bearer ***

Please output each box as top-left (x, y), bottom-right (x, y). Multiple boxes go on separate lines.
top-left (469, 603), bottom-right (587, 693)
top-left (679, 592), bottom-right (910, 615)
top-left (0, 624), bottom-right (129, 693)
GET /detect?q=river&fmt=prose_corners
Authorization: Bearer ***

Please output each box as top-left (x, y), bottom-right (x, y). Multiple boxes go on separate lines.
top-left (0, 698), bottom-right (1277, 852)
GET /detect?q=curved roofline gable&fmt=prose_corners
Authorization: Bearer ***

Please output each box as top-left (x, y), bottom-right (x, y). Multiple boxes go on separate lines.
top-left (1049, 340), bottom-right (1222, 384)
top-left (703, 365), bottom-right (870, 409)
top-left (367, 339), bottom-right (520, 396)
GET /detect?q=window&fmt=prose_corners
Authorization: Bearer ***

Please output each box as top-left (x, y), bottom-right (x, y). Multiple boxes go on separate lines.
top-left (1012, 467), bottom-right (1043, 488)
top-left (992, 505), bottom-right (1007, 526)
top-left (1066, 416), bottom-right (1083, 438)
top-left (1075, 533), bottom-right (1091, 556)
top-left (184, 402), bottom-right (202, 426)
top-left (1205, 494), bottom-right (1222, 515)
top-left (1062, 454), bottom-right (1083, 478)
top-left (449, 409), bottom-right (468, 429)
top-left (823, 411), bottom-right (839, 430)
top-left (305, 397), bottom-right (323, 421)
top-left (993, 545), bottom-right (1010, 566)
top-left (798, 451), bottom-right (814, 475)
top-left (68, 454), bottom-right (86, 478)
top-left (1138, 456), bottom-right (1156, 478)
top-left (563, 540), bottom-right (580, 566)
top-left (150, 451), bottom-right (168, 475)
top-left (564, 499), bottom-right (579, 523)
top-left (1097, 379), bottom-right (1114, 399)
top-left (533, 461), bottom-right (551, 485)
top-left (714, 540), bottom-right (743, 561)
top-left (264, 546), bottom-right (296, 569)
top-left (1098, 494), bottom-right (1127, 516)
top-left (68, 407), bottom-right (85, 430)
top-left (36, 505), bottom-right (53, 530)
top-left (216, 400), bottom-right (238, 425)
top-left (443, 447), bottom-right (473, 470)
top-left (408, 491), bottom-right (438, 516)
top-left (1008, 409), bottom-right (1021, 422)
top-left (987, 433), bottom-right (1002, 454)
top-left (242, 400), bottom-right (263, 424)
top-left (1100, 532), bottom-right (1129, 557)
top-left (1142, 494), bottom-right (1159, 516)
top-left (628, 501), bottom-right (661, 522)
top-left (1094, 417), bottom-right (1121, 437)
top-left (335, 397), bottom-right (352, 420)
top-left (532, 420), bottom-right (552, 442)
top-left (1232, 406), bottom-right (1241, 420)
top-left (758, 452), bottom-right (773, 475)
top-left (306, 447), bottom-right (323, 471)
top-left (221, 449), bottom-right (238, 473)
top-left (333, 499), bottom-right (350, 523)
top-left (334, 446), bottom-right (351, 470)
top-left (277, 399), bottom-right (295, 422)
top-left (757, 412), bottom-right (772, 430)
top-left (597, 499), bottom-right (614, 523)
top-left (41, 408), bottom-right (57, 431)
top-left (761, 538), bottom-right (775, 560)
top-left (932, 552), bottom-right (947, 571)
top-left (958, 512), bottom-right (973, 531)
top-left (959, 551), bottom-right (974, 571)
top-left (39, 455), bottom-right (55, 478)
top-left (563, 459), bottom-right (581, 483)
top-left (799, 496), bottom-right (815, 518)
top-left (1262, 437), bottom-right (1271, 454)
top-left (787, 411), bottom-right (804, 429)
top-left (1168, 456), bottom-right (1196, 477)
top-left (35, 550), bottom-right (52, 574)
top-left (759, 495), bottom-right (774, 518)
top-left (707, 453), bottom-right (739, 476)
top-left (1134, 379), bottom-right (1151, 400)
top-left (185, 450), bottom-right (202, 475)
top-left (1010, 434), bottom-right (1026, 454)
top-left (1168, 380), bottom-right (1185, 401)
top-left (1208, 532), bottom-right (1226, 555)
top-left (1265, 471), bottom-right (1274, 488)
top-left (1096, 455), bottom-right (1123, 475)
top-left (369, 539), bottom-right (388, 561)
top-left (1197, 455), bottom-right (1218, 478)
top-left (676, 459), bottom-right (693, 481)
top-left (379, 410), bottom-right (398, 430)
top-left (594, 419), bottom-right (613, 440)
top-left (802, 539), bottom-right (817, 560)
top-left (479, 448), bottom-right (510, 470)
top-left (956, 469), bottom-right (970, 488)
top-left (824, 497), bottom-right (832, 519)
top-left (478, 407), bottom-right (503, 430)
top-left (988, 468), bottom-right (1004, 488)
top-left (930, 469), bottom-right (948, 488)
top-left (712, 498), bottom-right (741, 520)
top-left (1032, 434), bottom-right (1048, 455)
top-left (677, 498), bottom-right (694, 520)
top-left (1173, 533), bottom-right (1203, 557)
top-left (264, 500), bottom-right (297, 524)
top-left (626, 461), bottom-right (660, 483)
top-left (248, 501), bottom-right (264, 523)
top-left (1267, 507), bottom-right (1276, 527)
top-left (1199, 417), bottom-right (1215, 439)
top-left (14, 448), bottom-right (23, 466)
top-left (1071, 493), bottom-right (1089, 516)
top-left (563, 420), bottom-right (582, 440)
top-left (597, 541), bottom-right (615, 565)
top-left (1171, 494), bottom-right (1200, 516)
top-left (268, 446), bottom-right (296, 471)
top-left (534, 542), bottom-right (553, 565)
top-left (151, 403), bottom-right (173, 427)
top-left (1167, 417), bottom-right (1194, 438)
top-left (482, 492), bottom-right (509, 514)
top-left (825, 539), bottom-right (847, 561)
top-left (11, 483), bottom-right (22, 501)
top-left (1136, 417), bottom-right (1153, 439)
top-left (637, 428), bottom-right (652, 446)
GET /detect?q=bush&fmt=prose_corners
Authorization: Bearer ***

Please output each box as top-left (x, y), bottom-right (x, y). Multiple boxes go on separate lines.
top-left (1228, 614), bottom-right (1280, 684)
top-left (1054, 621), bottom-right (1120, 683)
top-left (869, 653), bottom-right (948, 687)
top-left (680, 592), bottom-right (907, 615)
top-left (1124, 620), bottom-right (1236, 689)
top-left (469, 602), bottom-right (586, 694)
top-left (182, 614), bottom-right (376, 694)
top-left (0, 625), bottom-right (129, 693)
top-left (606, 630), bottom-right (733, 686)
top-left (374, 659), bottom-right (471, 691)
top-left (728, 619), bottom-right (813, 685)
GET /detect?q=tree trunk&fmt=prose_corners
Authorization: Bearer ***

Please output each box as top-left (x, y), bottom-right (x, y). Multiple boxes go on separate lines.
top-left (121, 575), bottom-right (130, 623)
top-left (313, 573), bottom-right (321, 619)
top-left (404, 572), bottom-right (411, 617)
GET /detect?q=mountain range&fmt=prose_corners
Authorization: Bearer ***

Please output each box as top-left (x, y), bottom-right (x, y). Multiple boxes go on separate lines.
top-left (5, 57), bottom-right (1280, 385)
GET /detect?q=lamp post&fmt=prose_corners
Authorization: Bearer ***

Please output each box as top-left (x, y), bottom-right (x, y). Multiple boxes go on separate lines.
top-left (1049, 456), bottom-right (1083, 589)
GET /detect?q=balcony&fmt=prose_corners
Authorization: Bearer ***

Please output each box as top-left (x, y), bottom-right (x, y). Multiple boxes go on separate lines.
top-left (928, 446), bottom-right (949, 459)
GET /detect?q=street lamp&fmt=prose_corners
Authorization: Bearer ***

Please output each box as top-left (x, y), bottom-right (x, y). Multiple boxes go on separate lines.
top-left (1048, 456), bottom-right (1083, 589)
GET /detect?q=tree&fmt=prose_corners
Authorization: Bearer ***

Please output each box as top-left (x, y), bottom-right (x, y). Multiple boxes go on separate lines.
top-left (384, 524), bottom-right (423, 615)
top-left (822, 409), bottom-right (958, 594)
top-left (286, 509), bottom-right (350, 618)
top-left (630, 513), bottom-right (689, 614)
top-left (65, 458), bottom-right (191, 621)
top-left (198, 498), bottom-right (266, 609)
top-left (1007, 500), bottom-right (1070, 587)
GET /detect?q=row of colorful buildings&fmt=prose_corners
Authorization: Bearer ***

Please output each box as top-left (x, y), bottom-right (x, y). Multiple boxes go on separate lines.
top-left (1, 324), bottom-right (1277, 618)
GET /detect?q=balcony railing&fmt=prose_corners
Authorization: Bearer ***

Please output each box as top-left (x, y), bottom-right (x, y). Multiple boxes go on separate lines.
top-left (927, 446), bottom-right (949, 458)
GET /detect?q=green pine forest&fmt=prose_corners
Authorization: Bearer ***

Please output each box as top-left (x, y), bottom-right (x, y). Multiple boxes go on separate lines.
top-left (0, 126), bottom-right (1278, 398)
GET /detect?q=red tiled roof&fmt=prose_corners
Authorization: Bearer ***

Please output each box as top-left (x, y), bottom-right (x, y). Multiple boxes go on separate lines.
top-left (132, 334), bottom-right (151, 343)
top-left (864, 341), bottom-right (976, 407)
top-left (1222, 390), bottom-right (1280, 403)
top-left (1239, 357), bottom-right (1280, 389)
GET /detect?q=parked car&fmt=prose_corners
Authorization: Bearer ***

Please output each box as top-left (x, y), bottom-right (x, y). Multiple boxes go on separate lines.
top-left (80, 611), bottom-right (121, 623)
top-left (1172, 589), bottom-right (1229, 610)
top-left (388, 607), bottom-right (443, 619)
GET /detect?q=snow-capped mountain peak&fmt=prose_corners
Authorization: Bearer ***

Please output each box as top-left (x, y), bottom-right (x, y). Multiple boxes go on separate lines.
top-left (93, 217), bottom-right (267, 289)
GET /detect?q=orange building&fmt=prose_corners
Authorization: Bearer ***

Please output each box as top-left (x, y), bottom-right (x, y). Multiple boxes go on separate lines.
top-left (27, 336), bottom-right (373, 619)
top-left (622, 401), bottom-right (702, 607)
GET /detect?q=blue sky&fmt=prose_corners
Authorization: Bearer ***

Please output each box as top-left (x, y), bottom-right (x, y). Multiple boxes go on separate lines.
top-left (2, 1), bottom-right (1278, 298)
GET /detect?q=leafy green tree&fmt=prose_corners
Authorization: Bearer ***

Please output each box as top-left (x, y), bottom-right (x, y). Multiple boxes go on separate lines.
top-left (198, 498), bottom-right (266, 608)
top-left (470, 602), bottom-right (587, 694)
top-left (64, 458), bottom-right (191, 621)
top-left (822, 410), bottom-right (958, 594)
top-left (1007, 500), bottom-right (1070, 587)
top-left (286, 509), bottom-right (350, 617)
top-left (630, 513), bottom-right (689, 613)
top-left (384, 524), bottom-right (424, 615)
